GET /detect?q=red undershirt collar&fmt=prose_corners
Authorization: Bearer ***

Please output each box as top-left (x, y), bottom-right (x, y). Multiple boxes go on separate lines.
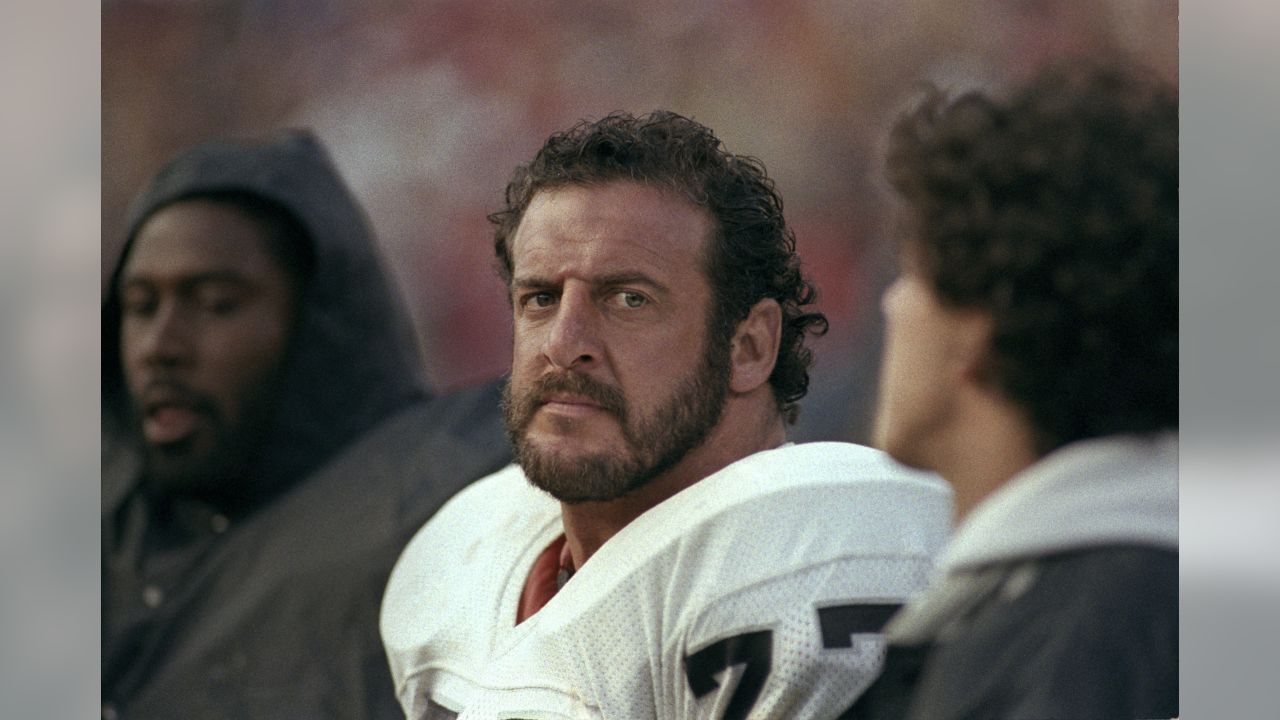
top-left (516, 533), bottom-right (575, 624)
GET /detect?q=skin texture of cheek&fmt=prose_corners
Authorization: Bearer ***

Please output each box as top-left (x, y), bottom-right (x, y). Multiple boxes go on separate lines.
top-left (873, 277), bottom-right (948, 468)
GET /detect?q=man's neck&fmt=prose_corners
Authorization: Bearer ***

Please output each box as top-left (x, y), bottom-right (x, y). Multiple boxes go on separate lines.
top-left (939, 398), bottom-right (1041, 523)
top-left (560, 403), bottom-right (786, 569)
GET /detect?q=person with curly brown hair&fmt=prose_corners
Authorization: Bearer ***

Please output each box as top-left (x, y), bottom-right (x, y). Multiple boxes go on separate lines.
top-left (849, 62), bottom-right (1178, 719)
top-left (381, 111), bottom-right (952, 719)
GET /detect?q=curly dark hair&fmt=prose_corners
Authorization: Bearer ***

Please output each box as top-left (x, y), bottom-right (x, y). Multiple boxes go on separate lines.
top-left (490, 110), bottom-right (827, 423)
top-left (886, 62), bottom-right (1178, 454)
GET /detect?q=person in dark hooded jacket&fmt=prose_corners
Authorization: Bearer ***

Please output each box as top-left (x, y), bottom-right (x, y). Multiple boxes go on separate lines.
top-left (101, 129), bottom-right (511, 720)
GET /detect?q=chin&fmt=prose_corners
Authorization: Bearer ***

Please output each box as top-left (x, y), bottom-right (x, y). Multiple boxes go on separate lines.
top-left (144, 455), bottom-right (213, 497)
top-left (143, 431), bottom-right (245, 499)
top-left (530, 442), bottom-right (622, 475)
top-left (515, 430), bottom-right (648, 502)
top-left (526, 423), bottom-right (621, 456)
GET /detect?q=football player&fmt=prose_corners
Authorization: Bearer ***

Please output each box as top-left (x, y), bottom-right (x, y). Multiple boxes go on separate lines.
top-left (381, 111), bottom-right (952, 719)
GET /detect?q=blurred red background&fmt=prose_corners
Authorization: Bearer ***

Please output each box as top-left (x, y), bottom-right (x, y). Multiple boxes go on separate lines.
top-left (102, 0), bottom-right (1178, 442)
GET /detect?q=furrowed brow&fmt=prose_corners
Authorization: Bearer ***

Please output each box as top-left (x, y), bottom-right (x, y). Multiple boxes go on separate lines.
top-left (511, 275), bottom-right (558, 292)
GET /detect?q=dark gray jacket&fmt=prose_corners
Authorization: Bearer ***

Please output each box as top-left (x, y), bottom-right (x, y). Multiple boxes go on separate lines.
top-left (102, 130), bottom-right (511, 719)
top-left (846, 434), bottom-right (1178, 720)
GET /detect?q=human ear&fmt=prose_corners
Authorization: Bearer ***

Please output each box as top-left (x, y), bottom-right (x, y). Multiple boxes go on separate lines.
top-left (729, 298), bottom-right (782, 394)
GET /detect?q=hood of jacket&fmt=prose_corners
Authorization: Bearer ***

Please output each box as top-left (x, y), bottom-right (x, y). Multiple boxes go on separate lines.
top-left (103, 129), bottom-right (430, 512)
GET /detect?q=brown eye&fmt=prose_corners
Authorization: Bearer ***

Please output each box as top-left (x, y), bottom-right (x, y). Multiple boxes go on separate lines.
top-left (522, 292), bottom-right (556, 309)
top-left (196, 286), bottom-right (245, 316)
top-left (207, 297), bottom-right (241, 315)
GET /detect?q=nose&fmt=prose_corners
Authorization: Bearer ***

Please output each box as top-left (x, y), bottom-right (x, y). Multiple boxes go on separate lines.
top-left (542, 285), bottom-right (601, 370)
top-left (132, 299), bottom-right (195, 369)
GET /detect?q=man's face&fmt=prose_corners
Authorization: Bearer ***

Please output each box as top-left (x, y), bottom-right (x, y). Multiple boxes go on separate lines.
top-left (503, 181), bottom-right (731, 503)
top-left (119, 199), bottom-right (299, 496)
top-left (872, 243), bottom-right (979, 470)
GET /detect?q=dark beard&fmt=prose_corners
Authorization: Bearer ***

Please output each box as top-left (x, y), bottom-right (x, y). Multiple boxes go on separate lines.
top-left (502, 334), bottom-right (731, 504)
top-left (134, 380), bottom-right (279, 507)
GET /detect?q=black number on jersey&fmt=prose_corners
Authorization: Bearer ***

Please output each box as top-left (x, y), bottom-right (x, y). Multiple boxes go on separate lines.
top-left (817, 603), bottom-right (902, 648)
top-left (683, 629), bottom-right (772, 720)
top-left (682, 603), bottom-right (902, 719)
top-left (819, 602), bottom-right (903, 720)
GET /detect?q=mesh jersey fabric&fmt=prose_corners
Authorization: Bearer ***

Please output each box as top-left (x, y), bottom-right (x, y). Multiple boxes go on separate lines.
top-left (381, 442), bottom-right (952, 720)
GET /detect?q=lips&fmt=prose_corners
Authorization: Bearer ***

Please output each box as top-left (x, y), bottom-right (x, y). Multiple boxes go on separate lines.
top-left (143, 405), bottom-right (205, 444)
top-left (137, 383), bottom-right (212, 446)
top-left (539, 392), bottom-right (612, 415)
top-left (506, 371), bottom-right (627, 432)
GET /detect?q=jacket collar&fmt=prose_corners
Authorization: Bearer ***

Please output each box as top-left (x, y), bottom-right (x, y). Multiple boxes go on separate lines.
top-left (939, 432), bottom-right (1178, 573)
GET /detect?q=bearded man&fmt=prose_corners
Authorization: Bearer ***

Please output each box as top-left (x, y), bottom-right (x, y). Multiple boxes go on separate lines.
top-left (381, 111), bottom-right (951, 720)
top-left (102, 131), bottom-right (510, 720)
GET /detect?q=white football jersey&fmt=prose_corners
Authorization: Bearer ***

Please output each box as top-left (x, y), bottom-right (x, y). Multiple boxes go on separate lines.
top-left (381, 442), bottom-right (951, 720)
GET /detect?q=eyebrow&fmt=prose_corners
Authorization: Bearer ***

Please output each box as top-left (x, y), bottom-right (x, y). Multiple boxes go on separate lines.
top-left (511, 271), bottom-right (670, 295)
top-left (120, 270), bottom-right (254, 291)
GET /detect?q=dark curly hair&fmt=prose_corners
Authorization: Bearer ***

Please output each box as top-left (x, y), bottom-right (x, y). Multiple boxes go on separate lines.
top-left (886, 62), bottom-right (1178, 454)
top-left (490, 110), bottom-right (827, 423)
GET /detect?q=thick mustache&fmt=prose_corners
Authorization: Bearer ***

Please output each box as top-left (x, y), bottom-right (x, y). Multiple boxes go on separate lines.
top-left (532, 371), bottom-right (625, 416)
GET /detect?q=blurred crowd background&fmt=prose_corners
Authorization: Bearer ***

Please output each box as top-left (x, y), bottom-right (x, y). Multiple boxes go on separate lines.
top-left (102, 0), bottom-right (1177, 444)
top-left (6, 0), bottom-right (1280, 717)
